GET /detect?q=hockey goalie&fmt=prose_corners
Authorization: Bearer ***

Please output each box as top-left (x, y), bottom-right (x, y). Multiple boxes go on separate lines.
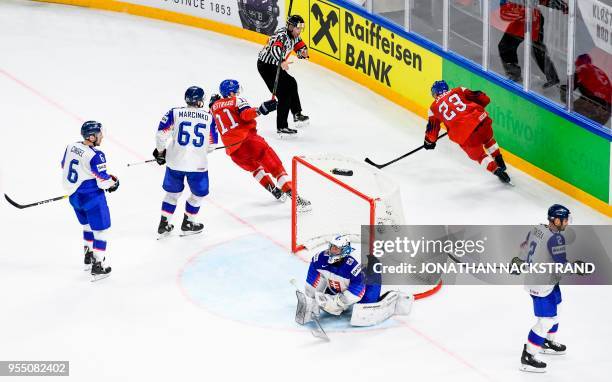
top-left (295, 235), bottom-right (413, 327)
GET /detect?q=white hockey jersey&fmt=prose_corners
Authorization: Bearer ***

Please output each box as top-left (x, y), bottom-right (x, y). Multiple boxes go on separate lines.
top-left (61, 142), bottom-right (115, 195)
top-left (156, 106), bottom-right (218, 172)
top-left (520, 224), bottom-right (568, 297)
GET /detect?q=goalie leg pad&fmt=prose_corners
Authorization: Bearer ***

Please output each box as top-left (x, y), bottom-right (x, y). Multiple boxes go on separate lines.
top-left (350, 291), bottom-right (413, 327)
top-left (295, 290), bottom-right (319, 325)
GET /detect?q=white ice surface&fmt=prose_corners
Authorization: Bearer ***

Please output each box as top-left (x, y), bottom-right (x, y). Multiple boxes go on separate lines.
top-left (0, 1), bottom-right (610, 381)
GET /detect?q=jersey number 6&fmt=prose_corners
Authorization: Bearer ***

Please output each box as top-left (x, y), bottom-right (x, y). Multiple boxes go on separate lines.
top-left (177, 121), bottom-right (207, 147)
top-left (67, 159), bottom-right (79, 183)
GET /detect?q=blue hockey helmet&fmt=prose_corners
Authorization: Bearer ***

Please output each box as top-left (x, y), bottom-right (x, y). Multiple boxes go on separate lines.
top-left (220, 79), bottom-right (240, 98)
top-left (327, 235), bottom-right (354, 263)
top-left (431, 80), bottom-right (449, 97)
top-left (185, 86), bottom-right (205, 106)
top-left (547, 204), bottom-right (570, 221)
top-left (81, 120), bottom-right (102, 139)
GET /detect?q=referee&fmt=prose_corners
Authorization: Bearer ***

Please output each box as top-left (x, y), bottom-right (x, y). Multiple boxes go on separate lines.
top-left (257, 14), bottom-right (310, 136)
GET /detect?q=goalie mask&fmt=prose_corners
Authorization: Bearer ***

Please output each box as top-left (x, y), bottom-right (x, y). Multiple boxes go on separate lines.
top-left (327, 235), bottom-right (354, 263)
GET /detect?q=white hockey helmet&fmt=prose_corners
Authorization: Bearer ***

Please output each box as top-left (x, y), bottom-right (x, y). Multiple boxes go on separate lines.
top-left (327, 235), bottom-right (354, 263)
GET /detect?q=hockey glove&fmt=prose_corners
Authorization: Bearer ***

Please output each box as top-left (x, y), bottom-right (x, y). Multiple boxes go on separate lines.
top-left (258, 99), bottom-right (278, 115)
top-left (107, 175), bottom-right (120, 193)
top-left (153, 148), bottom-right (166, 165)
top-left (574, 260), bottom-right (586, 276)
top-left (423, 139), bottom-right (436, 150)
top-left (315, 293), bottom-right (345, 316)
top-left (510, 256), bottom-right (525, 275)
top-left (297, 47), bottom-right (309, 59)
top-left (209, 93), bottom-right (221, 109)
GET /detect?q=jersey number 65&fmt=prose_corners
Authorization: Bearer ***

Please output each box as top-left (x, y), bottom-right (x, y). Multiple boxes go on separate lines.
top-left (177, 121), bottom-right (208, 147)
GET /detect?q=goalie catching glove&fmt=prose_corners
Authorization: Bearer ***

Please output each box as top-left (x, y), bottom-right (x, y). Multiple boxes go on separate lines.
top-left (315, 292), bottom-right (348, 316)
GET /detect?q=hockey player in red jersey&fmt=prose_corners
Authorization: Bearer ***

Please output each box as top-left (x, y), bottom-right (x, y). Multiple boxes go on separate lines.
top-left (424, 80), bottom-right (511, 184)
top-left (209, 79), bottom-right (311, 209)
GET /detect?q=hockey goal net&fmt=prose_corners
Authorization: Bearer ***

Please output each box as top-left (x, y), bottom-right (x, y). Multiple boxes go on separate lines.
top-left (291, 154), bottom-right (442, 299)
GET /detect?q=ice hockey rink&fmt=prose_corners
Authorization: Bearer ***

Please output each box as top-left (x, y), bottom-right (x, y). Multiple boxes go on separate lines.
top-left (0, 0), bottom-right (610, 381)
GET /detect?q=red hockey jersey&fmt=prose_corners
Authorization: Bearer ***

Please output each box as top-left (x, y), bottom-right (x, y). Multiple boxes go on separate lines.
top-left (426, 87), bottom-right (491, 145)
top-left (210, 96), bottom-right (259, 155)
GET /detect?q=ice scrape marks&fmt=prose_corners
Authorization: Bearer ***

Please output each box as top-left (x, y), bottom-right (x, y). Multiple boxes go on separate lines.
top-left (178, 233), bottom-right (402, 332)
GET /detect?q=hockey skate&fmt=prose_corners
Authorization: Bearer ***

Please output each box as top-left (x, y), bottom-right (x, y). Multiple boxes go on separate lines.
top-left (520, 344), bottom-right (547, 373)
top-left (180, 214), bottom-right (204, 236)
top-left (83, 246), bottom-right (94, 271)
top-left (286, 190), bottom-right (312, 212)
top-left (494, 154), bottom-right (507, 171)
top-left (293, 112), bottom-right (310, 128)
top-left (277, 126), bottom-right (298, 138)
top-left (266, 184), bottom-right (287, 203)
top-left (157, 216), bottom-right (174, 240)
top-left (494, 168), bottom-right (512, 185)
top-left (91, 259), bottom-right (111, 282)
top-left (540, 339), bottom-right (566, 355)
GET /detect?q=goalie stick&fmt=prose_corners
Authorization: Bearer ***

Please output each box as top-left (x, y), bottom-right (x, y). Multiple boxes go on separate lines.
top-left (290, 278), bottom-right (329, 342)
top-left (4, 193), bottom-right (68, 209)
top-left (365, 132), bottom-right (448, 169)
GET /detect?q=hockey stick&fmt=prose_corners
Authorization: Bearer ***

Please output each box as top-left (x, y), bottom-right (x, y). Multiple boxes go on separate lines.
top-left (289, 278), bottom-right (330, 341)
top-left (127, 159), bottom-right (156, 167)
top-left (365, 132), bottom-right (448, 169)
top-left (272, 0), bottom-right (295, 98)
top-left (4, 193), bottom-right (68, 209)
top-left (127, 141), bottom-right (245, 167)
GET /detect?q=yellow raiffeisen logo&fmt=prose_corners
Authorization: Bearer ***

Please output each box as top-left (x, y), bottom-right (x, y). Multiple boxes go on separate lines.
top-left (301, 0), bottom-right (441, 108)
top-left (309, 0), bottom-right (341, 60)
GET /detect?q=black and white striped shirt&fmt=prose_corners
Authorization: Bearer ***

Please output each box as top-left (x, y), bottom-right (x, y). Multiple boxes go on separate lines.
top-left (258, 27), bottom-right (307, 65)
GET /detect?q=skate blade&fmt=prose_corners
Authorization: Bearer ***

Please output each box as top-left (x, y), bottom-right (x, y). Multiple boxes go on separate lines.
top-left (519, 364), bottom-right (546, 373)
top-left (276, 194), bottom-right (288, 203)
top-left (91, 273), bottom-right (111, 282)
top-left (540, 349), bottom-right (566, 355)
top-left (293, 121), bottom-right (309, 128)
top-left (277, 132), bottom-right (298, 139)
top-left (179, 230), bottom-right (203, 237)
top-left (157, 231), bottom-right (173, 240)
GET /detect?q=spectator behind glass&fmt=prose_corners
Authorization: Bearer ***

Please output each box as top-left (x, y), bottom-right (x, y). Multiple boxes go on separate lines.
top-left (561, 54), bottom-right (612, 126)
top-left (495, 0), bottom-right (566, 88)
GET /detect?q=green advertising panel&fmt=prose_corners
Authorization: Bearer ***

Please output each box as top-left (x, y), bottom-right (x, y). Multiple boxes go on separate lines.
top-left (443, 60), bottom-right (610, 203)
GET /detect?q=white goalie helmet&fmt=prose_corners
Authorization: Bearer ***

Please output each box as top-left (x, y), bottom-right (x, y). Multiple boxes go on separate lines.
top-left (327, 235), bottom-right (354, 263)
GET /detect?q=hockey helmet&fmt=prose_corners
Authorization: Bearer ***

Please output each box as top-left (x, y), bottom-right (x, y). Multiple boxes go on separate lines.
top-left (287, 14), bottom-right (305, 29)
top-left (547, 204), bottom-right (570, 222)
top-left (327, 235), bottom-right (354, 263)
top-left (185, 86), bottom-right (205, 106)
top-left (81, 120), bottom-right (103, 139)
top-left (431, 80), bottom-right (449, 97)
top-left (220, 79), bottom-right (241, 98)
